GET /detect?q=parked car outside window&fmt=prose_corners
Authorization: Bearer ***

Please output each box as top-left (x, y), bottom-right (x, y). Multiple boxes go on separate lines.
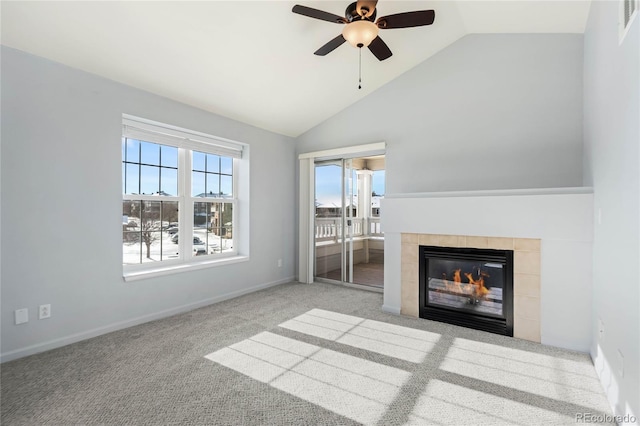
top-left (171, 234), bottom-right (203, 245)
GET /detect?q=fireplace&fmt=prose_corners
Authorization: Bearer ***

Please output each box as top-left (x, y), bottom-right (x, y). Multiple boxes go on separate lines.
top-left (419, 245), bottom-right (514, 336)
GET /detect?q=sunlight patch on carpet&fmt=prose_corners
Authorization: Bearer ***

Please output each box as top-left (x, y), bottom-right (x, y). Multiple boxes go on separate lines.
top-left (439, 338), bottom-right (612, 409)
top-left (205, 331), bottom-right (411, 425)
top-left (279, 309), bottom-right (441, 363)
top-left (406, 379), bottom-right (571, 425)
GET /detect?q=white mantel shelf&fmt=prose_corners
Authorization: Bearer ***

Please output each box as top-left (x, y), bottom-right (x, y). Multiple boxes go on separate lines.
top-left (385, 186), bottom-right (593, 199)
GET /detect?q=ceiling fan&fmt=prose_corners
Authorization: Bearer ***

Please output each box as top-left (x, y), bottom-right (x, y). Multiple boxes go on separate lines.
top-left (292, 0), bottom-right (435, 61)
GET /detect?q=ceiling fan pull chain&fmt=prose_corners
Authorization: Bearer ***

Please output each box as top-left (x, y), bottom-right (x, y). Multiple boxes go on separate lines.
top-left (358, 47), bottom-right (362, 90)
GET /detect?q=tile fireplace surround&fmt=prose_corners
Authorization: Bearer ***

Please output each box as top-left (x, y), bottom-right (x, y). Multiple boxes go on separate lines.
top-left (401, 233), bottom-right (541, 342)
top-left (381, 188), bottom-right (594, 352)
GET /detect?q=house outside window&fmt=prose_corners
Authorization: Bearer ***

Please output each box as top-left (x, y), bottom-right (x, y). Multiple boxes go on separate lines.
top-left (121, 115), bottom-right (248, 279)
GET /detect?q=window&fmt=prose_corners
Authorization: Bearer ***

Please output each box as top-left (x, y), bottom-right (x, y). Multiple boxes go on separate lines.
top-left (624, 0), bottom-right (638, 27)
top-left (620, 0), bottom-right (638, 42)
top-left (122, 116), bottom-right (248, 278)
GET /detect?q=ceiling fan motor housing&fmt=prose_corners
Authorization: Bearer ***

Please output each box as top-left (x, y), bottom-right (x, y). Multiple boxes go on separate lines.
top-left (346, 1), bottom-right (376, 22)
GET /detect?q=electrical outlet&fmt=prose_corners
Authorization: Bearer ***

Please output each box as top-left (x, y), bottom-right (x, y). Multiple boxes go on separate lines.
top-left (598, 318), bottom-right (604, 338)
top-left (278, 259), bottom-right (283, 268)
top-left (39, 304), bottom-right (51, 320)
top-left (15, 308), bottom-right (29, 325)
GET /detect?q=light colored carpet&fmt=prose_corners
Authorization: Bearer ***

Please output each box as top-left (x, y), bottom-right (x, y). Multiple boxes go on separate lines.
top-left (1, 282), bottom-right (613, 425)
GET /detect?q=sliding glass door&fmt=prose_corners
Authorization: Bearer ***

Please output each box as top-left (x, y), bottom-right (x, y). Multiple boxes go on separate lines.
top-left (314, 159), bottom-right (355, 283)
top-left (298, 144), bottom-right (385, 287)
top-left (314, 157), bottom-right (385, 288)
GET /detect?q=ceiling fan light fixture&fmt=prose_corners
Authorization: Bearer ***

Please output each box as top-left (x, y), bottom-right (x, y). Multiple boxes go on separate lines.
top-left (342, 20), bottom-right (379, 47)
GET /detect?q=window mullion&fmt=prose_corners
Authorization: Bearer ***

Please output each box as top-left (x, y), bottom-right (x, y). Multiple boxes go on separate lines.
top-left (138, 142), bottom-right (142, 194)
top-left (179, 147), bottom-right (192, 260)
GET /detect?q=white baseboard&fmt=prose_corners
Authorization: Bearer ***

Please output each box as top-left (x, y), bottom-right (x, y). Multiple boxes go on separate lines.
top-left (382, 304), bottom-right (401, 315)
top-left (1, 277), bottom-right (294, 363)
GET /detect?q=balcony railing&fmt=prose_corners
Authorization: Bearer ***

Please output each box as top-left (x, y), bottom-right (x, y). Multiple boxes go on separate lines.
top-left (315, 217), bottom-right (382, 243)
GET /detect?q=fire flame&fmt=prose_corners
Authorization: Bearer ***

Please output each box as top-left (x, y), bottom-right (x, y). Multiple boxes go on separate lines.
top-left (443, 268), bottom-right (491, 300)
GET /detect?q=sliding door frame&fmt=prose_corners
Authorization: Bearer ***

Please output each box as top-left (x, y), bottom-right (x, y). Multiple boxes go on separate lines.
top-left (297, 142), bottom-right (385, 284)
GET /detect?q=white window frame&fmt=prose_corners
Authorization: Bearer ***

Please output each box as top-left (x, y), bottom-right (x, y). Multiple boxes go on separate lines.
top-left (122, 115), bottom-right (249, 281)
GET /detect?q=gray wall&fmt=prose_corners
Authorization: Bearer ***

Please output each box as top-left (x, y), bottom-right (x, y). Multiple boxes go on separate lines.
top-left (1, 47), bottom-right (296, 360)
top-left (296, 34), bottom-right (584, 193)
top-left (583, 1), bottom-right (639, 420)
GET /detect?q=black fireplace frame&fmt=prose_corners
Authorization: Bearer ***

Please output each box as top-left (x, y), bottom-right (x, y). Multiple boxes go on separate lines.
top-left (419, 245), bottom-right (514, 336)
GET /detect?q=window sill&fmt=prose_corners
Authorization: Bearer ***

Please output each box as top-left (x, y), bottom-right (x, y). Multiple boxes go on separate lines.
top-left (123, 255), bottom-right (249, 282)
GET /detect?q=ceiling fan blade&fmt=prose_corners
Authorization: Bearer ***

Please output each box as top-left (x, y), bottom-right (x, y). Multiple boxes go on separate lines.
top-left (356, 0), bottom-right (378, 18)
top-left (292, 5), bottom-right (347, 24)
top-left (368, 36), bottom-right (392, 61)
top-left (376, 10), bottom-right (435, 29)
top-left (314, 34), bottom-right (347, 56)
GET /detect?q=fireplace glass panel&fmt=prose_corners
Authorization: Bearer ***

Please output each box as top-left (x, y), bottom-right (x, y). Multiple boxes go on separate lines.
top-left (427, 258), bottom-right (505, 318)
top-left (420, 246), bottom-right (513, 336)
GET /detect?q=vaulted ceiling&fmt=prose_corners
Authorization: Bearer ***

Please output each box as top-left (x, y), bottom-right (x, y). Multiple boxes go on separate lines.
top-left (1, 1), bottom-right (591, 137)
